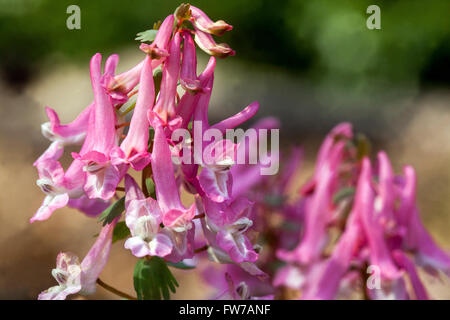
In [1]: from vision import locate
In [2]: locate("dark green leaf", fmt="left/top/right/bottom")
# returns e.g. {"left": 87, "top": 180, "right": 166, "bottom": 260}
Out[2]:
{"left": 98, "top": 197, "right": 125, "bottom": 226}
{"left": 133, "top": 257, "right": 179, "bottom": 300}
{"left": 153, "top": 69, "right": 163, "bottom": 97}
{"left": 145, "top": 177, "right": 156, "bottom": 199}
{"left": 263, "top": 194, "right": 285, "bottom": 207}
{"left": 166, "top": 261, "right": 196, "bottom": 270}
{"left": 333, "top": 187, "right": 355, "bottom": 204}
{"left": 135, "top": 29, "right": 158, "bottom": 43}
{"left": 112, "top": 221, "right": 131, "bottom": 243}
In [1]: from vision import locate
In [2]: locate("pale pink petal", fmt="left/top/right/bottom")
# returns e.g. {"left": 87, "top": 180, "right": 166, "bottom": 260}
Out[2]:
{"left": 80, "top": 218, "right": 117, "bottom": 294}
{"left": 30, "top": 193, "right": 69, "bottom": 223}
{"left": 148, "top": 233, "right": 173, "bottom": 257}
{"left": 67, "top": 195, "right": 110, "bottom": 217}
{"left": 216, "top": 230, "right": 258, "bottom": 263}
{"left": 199, "top": 167, "right": 232, "bottom": 203}
{"left": 124, "top": 236, "right": 151, "bottom": 258}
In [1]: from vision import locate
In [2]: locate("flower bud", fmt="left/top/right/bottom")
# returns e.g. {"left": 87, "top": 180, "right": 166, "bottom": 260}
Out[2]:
{"left": 190, "top": 5, "right": 233, "bottom": 36}
{"left": 194, "top": 29, "right": 235, "bottom": 58}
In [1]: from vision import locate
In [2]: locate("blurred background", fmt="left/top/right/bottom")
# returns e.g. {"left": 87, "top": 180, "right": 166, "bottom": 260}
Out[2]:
{"left": 0, "top": 0, "right": 449, "bottom": 299}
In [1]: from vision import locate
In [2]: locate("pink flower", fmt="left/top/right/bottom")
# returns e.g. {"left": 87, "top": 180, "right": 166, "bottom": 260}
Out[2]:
{"left": 401, "top": 166, "right": 450, "bottom": 276}
{"left": 123, "top": 175, "right": 173, "bottom": 258}
{"left": 180, "top": 31, "right": 202, "bottom": 93}
{"left": 191, "top": 67, "right": 259, "bottom": 203}
{"left": 111, "top": 55, "right": 154, "bottom": 171}
{"left": 202, "top": 197, "right": 258, "bottom": 264}
{"left": 104, "top": 15, "right": 174, "bottom": 103}
{"left": 357, "top": 158, "right": 401, "bottom": 280}
{"left": 31, "top": 142, "right": 85, "bottom": 222}
{"left": 152, "top": 32, "right": 181, "bottom": 125}
{"left": 149, "top": 119, "right": 196, "bottom": 262}
{"left": 73, "top": 53, "right": 124, "bottom": 200}
{"left": 278, "top": 123, "right": 353, "bottom": 264}
{"left": 194, "top": 28, "right": 235, "bottom": 58}
{"left": 41, "top": 54, "right": 119, "bottom": 146}
{"left": 38, "top": 218, "right": 117, "bottom": 300}
{"left": 41, "top": 105, "right": 92, "bottom": 146}
{"left": 190, "top": 6, "right": 233, "bottom": 36}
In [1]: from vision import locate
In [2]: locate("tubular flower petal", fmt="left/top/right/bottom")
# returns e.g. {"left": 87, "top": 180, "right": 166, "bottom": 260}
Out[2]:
{"left": 39, "top": 218, "right": 117, "bottom": 299}
{"left": 112, "top": 55, "right": 155, "bottom": 170}
{"left": 190, "top": 5, "right": 233, "bottom": 36}
{"left": 123, "top": 175, "right": 173, "bottom": 258}
{"left": 152, "top": 32, "right": 182, "bottom": 124}
{"left": 194, "top": 28, "right": 235, "bottom": 58}
{"left": 74, "top": 53, "right": 124, "bottom": 200}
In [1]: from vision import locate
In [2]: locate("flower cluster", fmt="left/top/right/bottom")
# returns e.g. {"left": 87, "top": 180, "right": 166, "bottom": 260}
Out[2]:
{"left": 34, "top": 4, "right": 265, "bottom": 300}
{"left": 202, "top": 123, "right": 450, "bottom": 300}
{"left": 32, "top": 4, "right": 449, "bottom": 300}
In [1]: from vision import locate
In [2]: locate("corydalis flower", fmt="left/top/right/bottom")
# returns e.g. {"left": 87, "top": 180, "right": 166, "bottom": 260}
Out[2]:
{"left": 277, "top": 123, "right": 353, "bottom": 265}
{"left": 149, "top": 117, "right": 197, "bottom": 262}
{"left": 202, "top": 197, "right": 258, "bottom": 264}
{"left": 111, "top": 55, "right": 154, "bottom": 171}
{"left": 41, "top": 54, "right": 119, "bottom": 146}
{"left": 189, "top": 5, "right": 233, "bottom": 36}
{"left": 123, "top": 174, "right": 173, "bottom": 258}
{"left": 275, "top": 123, "right": 450, "bottom": 300}
{"left": 73, "top": 53, "right": 124, "bottom": 201}
{"left": 151, "top": 32, "right": 181, "bottom": 125}
{"left": 194, "top": 29, "right": 235, "bottom": 58}
{"left": 39, "top": 218, "right": 117, "bottom": 300}
{"left": 192, "top": 67, "right": 259, "bottom": 203}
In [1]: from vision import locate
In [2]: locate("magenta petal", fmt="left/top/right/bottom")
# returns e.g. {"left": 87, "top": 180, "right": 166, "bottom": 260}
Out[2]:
{"left": 194, "top": 28, "right": 235, "bottom": 58}
{"left": 402, "top": 166, "right": 450, "bottom": 275}
{"left": 124, "top": 174, "right": 146, "bottom": 206}
{"left": 162, "top": 204, "right": 196, "bottom": 231}
{"left": 190, "top": 5, "right": 233, "bottom": 36}
{"left": 153, "top": 32, "right": 181, "bottom": 123}
{"left": 84, "top": 164, "right": 122, "bottom": 200}
{"left": 151, "top": 124, "right": 184, "bottom": 211}
{"left": 67, "top": 195, "right": 110, "bottom": 217}
{"left": 104, "top": 54, "right": 119, "bottom": 76}
{"left": 42, "top": 105, "right": 91, "bottom": 145}
{"left": 199, "top": 167, "right": 232, "bottom": 203}
{"left": 357, "top": 158, "right": 400, "bottom": 279}
{"left": 119, "top": 55, "right": 154, "bottom": 166}
{"left": 392, "top": 250, "right": 429, "bottom": 300}
{"left": 211, "top": 101, "right": 259, "bottom": 134}
{"left": 34, "top": 141, "right": 64, "bottom": 168}
{"left": 89, "top": 53, "right": 116, "bottom": 154}
{"left": 180, "top": 31, "right": 198, "bottom": 90}
{"left": 153, "top": 14, "right": 175, "bottom": 51}
{"left": 80, "top": 218, "right": 117, "bottom": 294}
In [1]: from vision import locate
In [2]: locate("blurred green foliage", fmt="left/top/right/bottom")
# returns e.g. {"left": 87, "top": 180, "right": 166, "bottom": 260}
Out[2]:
{"left": 0, "top": 0, "right": 448, "bottom": 95}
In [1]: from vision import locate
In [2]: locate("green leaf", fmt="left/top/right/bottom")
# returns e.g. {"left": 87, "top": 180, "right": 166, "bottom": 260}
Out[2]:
{"left": 332, "top": 187, "right": 355, "bottom": 204}
{"left": 98, "top": 197, "right": 125, "bottom": 226}
{"left": 263, "top": 194, "right": 285, "bottom": 207}
{"left": 133, "top": 258, "right": 179, "bottom": 300}
{"left": 166, "top": 261, "right": 196, "bottom": 270}
{"left": 153, "top": 69, "right": 163, "bottom": 97}
{"left": 145, "top": 177, "right": 156, "bottom": 199}
{"left": 112, "top": 221, "right": 131, "bottom": 243}
{"left": 135, "top": 29, "right": 158, "bottom": 43}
